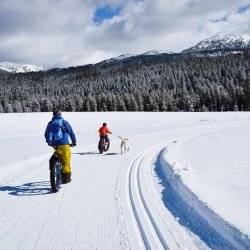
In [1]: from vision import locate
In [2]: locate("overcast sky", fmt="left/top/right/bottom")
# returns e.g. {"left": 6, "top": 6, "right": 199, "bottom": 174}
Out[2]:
{"left": 0, "top": 0, "right": 249, "bottom": 67}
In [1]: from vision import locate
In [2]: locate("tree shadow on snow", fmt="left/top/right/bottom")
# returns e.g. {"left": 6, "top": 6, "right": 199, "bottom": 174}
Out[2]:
{"left": 0, "top": 181, "right": 51, "bottom": 196}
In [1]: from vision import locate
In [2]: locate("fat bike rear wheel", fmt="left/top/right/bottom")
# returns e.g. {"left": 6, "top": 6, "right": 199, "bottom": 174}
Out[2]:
{"left": 98, "top": 138, "right": 105, "bottom": 154}
{"left": 50, "top": 156, "right": 62, "bottom": 192}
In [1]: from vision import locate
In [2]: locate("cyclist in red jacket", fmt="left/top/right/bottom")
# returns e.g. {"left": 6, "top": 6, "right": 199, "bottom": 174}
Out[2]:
{"left": 98, "top": 123, "right": 112, "bottom": 151}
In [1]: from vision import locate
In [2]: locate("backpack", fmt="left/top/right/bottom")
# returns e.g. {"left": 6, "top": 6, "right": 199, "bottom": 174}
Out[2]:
{"left": 48, "top": 119, "right": 64, "bottom": 142}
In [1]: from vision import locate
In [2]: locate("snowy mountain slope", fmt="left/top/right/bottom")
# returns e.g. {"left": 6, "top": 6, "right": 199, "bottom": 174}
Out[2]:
{"left": 100, "top": 49, "right": 173, "bottom": 64}
{"left": 141, "top": 49, "right": 173, "bottom": 56}
{"left": 184, "top": 29, "right": 250, "bottom": 52}
{"left": 0, "top": 68, "right": 9, "bottom": 75}
{"left": 0, "top": 61, "right": 48, "bottom": 73}
{"left": 101, "top": 53, "right": 135, "bottom": 63}
{"left": 0, "top": 112, "right": 249, "bottom": 249}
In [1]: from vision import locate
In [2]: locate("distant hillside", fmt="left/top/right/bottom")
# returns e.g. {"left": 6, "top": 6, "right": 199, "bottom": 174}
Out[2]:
{"left": 0, "top": 49, "right": 249, "bottom": 112}
{"left": 0, "top": 61, "right": 48, "bottom": 74}
{"left": 99, "top": 50, "right": 173, "bottom": 65}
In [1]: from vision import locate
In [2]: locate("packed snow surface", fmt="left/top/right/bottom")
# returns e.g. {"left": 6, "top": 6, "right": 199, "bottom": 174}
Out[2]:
{"left": 0, "top": 112, "right": 249, "bottom": 249}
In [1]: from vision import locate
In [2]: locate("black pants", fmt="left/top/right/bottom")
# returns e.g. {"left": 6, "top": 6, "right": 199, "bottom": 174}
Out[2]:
{"left": 100, "top": 136, "right": 109, "bottom": 142}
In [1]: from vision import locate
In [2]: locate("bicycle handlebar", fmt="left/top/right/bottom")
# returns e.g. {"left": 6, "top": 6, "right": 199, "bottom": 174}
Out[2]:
{"left": 50, "top": 143, "right": 76, "bottom": 148}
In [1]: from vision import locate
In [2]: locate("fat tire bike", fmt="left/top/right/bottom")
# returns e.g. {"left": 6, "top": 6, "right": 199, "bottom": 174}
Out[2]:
{"left": 49, "top": 144, "right": 73, "bottom": 193}
{"left": 98, "top": 137, "right": 110, "bottom": 154}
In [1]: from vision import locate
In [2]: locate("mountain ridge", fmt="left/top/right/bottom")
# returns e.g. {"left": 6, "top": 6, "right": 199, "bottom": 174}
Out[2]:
{"left": 184, "top": 29, "right": 250, "bottom": 52}
{"left": 0, "top": 61, "right": 48, "bottom": 74}
{"left": 1, "top": 29, "right": 250, "bottom": 71}
{"left": 99, "top": 49, "right": 173, "bottom": 64}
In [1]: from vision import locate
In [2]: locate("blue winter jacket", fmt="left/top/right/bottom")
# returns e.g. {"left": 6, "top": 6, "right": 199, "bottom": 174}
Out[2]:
{"left": 44, "top": 115, "right": 76, "bottom": 146}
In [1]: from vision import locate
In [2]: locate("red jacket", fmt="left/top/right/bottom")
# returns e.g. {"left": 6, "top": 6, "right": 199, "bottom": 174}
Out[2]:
{"left": 99, "top": 126, "right": 111, "bottom": 136}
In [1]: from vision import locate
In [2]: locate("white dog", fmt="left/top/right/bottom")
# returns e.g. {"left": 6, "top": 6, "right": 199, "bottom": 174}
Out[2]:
{"left": 119, "top": 136, "right": 130, "bottom": 155}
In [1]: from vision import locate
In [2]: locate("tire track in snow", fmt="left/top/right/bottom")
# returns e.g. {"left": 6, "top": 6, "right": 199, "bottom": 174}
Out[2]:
{"left": 32, "top": 195, "right": 59, "bottom": 249}
{"left": 31, "top": 188, "right": 70, "bottom": 249}
{"left": 60, "top": 194, "right": 86, "bottom": 250}
{"left": 47, "top": 186, "right": 68, "bottom": 249}
{"left": 115, "top": 167, "right": 131, "bottom": 249}
{"left": 127, "top": 144, "right": 171, "bottom": 250}
{"left": 127, "top": 143, "right": 212, "bottom": 250}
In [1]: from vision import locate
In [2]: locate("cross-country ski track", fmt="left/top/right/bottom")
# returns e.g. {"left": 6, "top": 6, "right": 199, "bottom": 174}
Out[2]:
{"left": 0, "top": 112, "right": 250, "bottom": 249}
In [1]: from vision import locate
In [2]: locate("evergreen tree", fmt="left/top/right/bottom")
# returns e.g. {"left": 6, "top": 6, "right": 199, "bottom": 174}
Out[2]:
{"left": 4, "top": 103, "right": 13, "bottom": 113}
{"left": 0, "top": 103, "right": 4, "bottom": 113}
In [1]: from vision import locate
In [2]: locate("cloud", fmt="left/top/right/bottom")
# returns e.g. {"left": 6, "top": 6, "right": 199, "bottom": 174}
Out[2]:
{"left": 0, "top": 0, "right": 249, "bottom": 67}
{"left": 238, "top": 4, "right": 250, "bottom": 14}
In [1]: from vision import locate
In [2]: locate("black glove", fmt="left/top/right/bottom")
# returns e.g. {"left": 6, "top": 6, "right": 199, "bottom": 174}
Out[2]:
{"left": 71, "top": 143, "right": 76, "bottom": 147}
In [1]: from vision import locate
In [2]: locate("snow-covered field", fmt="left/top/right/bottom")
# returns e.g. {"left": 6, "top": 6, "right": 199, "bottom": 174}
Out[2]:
{"left": 0, "top": 112, "right": 249, "bottom": 249}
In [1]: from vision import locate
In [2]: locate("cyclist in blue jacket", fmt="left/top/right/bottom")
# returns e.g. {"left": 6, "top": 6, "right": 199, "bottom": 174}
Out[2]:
{"left": 45, "top": 109, "right": 76, "bottom": 183}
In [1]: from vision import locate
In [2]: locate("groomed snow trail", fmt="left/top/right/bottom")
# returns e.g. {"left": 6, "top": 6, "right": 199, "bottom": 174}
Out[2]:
{"left": 127, "top": 145, "right": 170, "bottom": 249}
{"left": 126, "top": 144, "right": 209, "bottom": 250}
{"left": 154, "top": 148, "right": 250, "bottom": 250}
{"left": 0, "top": 112, "right": 249, "bottom": 249}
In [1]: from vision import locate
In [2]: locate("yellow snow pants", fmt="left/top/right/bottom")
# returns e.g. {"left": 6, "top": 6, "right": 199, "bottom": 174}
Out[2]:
{"left": 55, "top": 145, "right": 71, "bottom": 174}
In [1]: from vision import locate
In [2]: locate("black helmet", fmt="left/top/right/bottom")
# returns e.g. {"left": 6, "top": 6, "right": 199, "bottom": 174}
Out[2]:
{"left": 53, "top": 108, "right": 62, "bottom": 116}
{"left": 103, "top": 122, "right": 107, "bottom": 126}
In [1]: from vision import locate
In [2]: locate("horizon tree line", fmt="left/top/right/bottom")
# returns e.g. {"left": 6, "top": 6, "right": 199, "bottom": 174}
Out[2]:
{"left": 0, "top": 50, "right": 249, "bottom": 112}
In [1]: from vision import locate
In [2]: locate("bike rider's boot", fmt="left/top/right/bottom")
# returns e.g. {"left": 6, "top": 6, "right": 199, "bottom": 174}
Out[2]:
{"left": 62, "top": 172, "right": 71, "bottom": 184}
